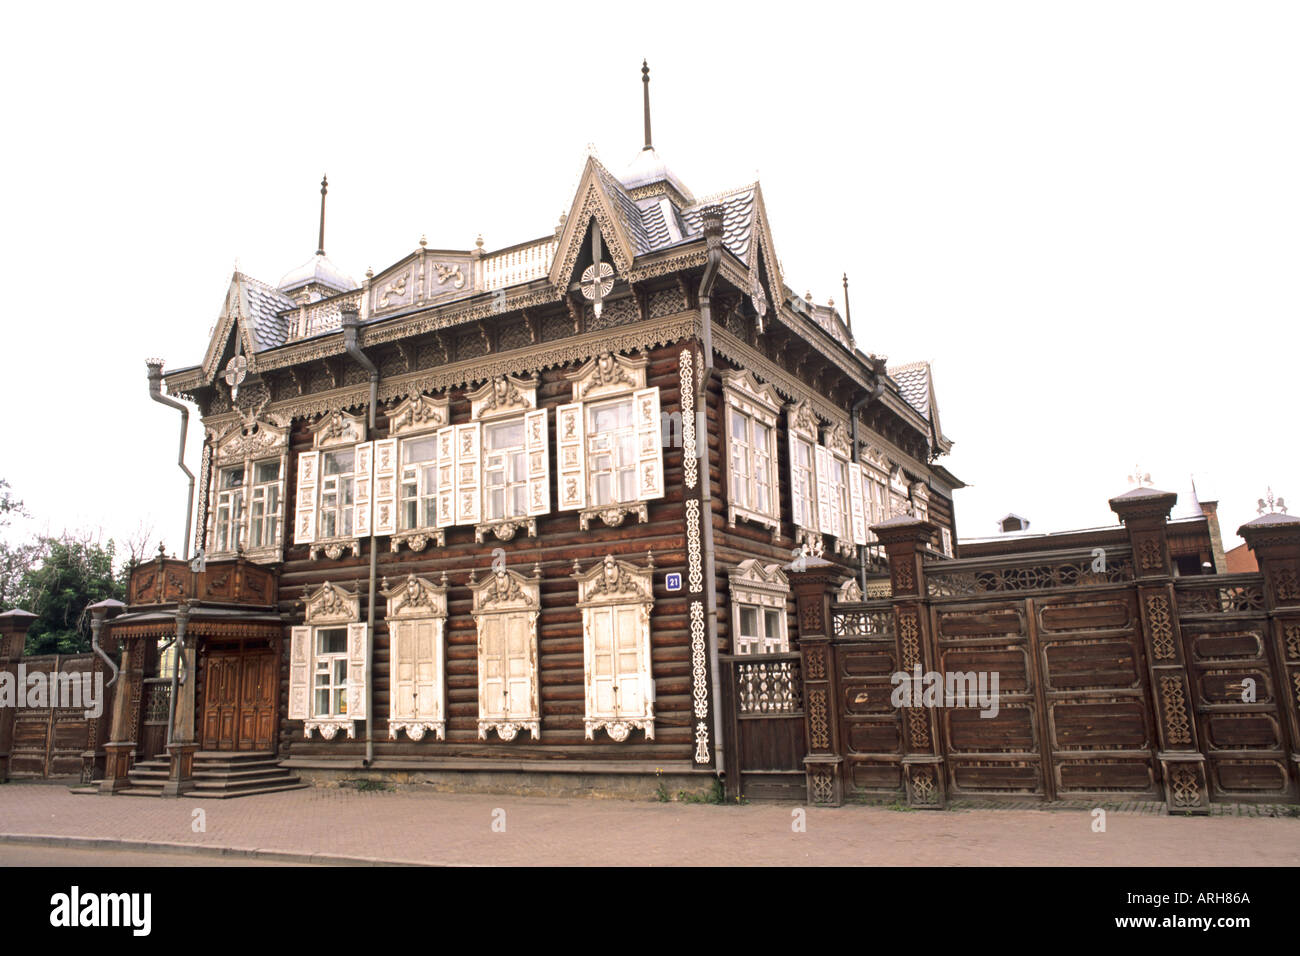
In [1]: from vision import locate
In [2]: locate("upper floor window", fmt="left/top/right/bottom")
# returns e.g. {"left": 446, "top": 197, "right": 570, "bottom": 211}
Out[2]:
{"left": 558, "top": 352, "right": 664, "bottom": 531}
{"left": 792, "top": 437, "right": 817, "bottom": 529}
{"left": 722, "top": 370, "right": 781, "bottom": 538}
{"left": 205, "top": 411, "right": 289, "bottom": 561}
{"left": 293, "top": 409, "right": 368, "bottom": 559}
{"left": 399, "top": 433, "right": 439, "bottom": 532}
{"left": 484, "top": 418, "right": 529, "bottom": 520}
{"left": 318, "top": 448, "right": 356, "bottom": 540}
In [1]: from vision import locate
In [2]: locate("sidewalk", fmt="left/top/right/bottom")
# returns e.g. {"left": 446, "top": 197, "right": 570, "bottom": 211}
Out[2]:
{"left": 0, "top": 782, "right": 1296, "bottom": 866}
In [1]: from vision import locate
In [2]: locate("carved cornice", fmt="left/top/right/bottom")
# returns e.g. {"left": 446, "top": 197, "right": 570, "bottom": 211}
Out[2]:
{"left": 309, "top": 538, "right": 362, "bottom": 561}
{"left": 210, "top": 409, "right": 290, "bottom": 465}
{"left": 565, "top": 351, "right": 648, "bottom": 401}
{"left": 311, "top": 409, "right": 367, "bottom": 449}
{"left": 389, "top": 720, "right": 446, "bottom": 742}
{"left": 474, "top": 517, "right": 538, "bottom": 543}
{"left": 580, "top": 501, "right": 649, "bottom": 531}
{"left": 470, "top": 567, "right": 541, "bottom": 613}
{"left": 390, "top": 529, "right": 445, "bottom": 553}
{"left": 382, "top": 572, "right": 448, "bottom": 620}
{"left": 727, "top": 559, "right": 790, "bottom": 604}
{"left": 388, "top": 392, "right": 450, "bottom": 437}
{"left": 302, "top": 581, "right": 360, "bottom": 624}
{"left": 468, "top": 373, "right": 538, "bottom": 421}
{"left": 574, "top": 554, "right": 654, "bottom": 605}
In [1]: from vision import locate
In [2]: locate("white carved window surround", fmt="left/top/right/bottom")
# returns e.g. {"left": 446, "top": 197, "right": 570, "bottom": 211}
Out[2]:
{"left": 721, "top": 369, "right": 781, "bottom": 540}
{"left": 821, "top": 422, "right": 863, "bottom": 559}
{"left": 205, "top": 411, "right": 290, "bottom": 563}
{"left": 470, "top": 566, "right": 542, "bottom": 742}
{"left": 382, "top": 572, "right": 448, "bottom": 741}
{"left": 386, "top": 393, "right": 450, "bottom": 554}
{"left": 558, "top": 352, "right": 664, "bottom": 531}
{"left": 727, "top": 560, "right": 791, "bottom": 655}
{"left": 436, "top": 374, "right": 549, "bottom": 544}
{"left": 294, "top": 409, "right": 369, "bottom": 560}
{"left": 858, "top": 444, "right": 890, "bottom": 544}
{"left": 574, "top": 554, "right": 656, "bottom": 742}
{"left": 289, "top": 582, "right": 367, "bottom": 740}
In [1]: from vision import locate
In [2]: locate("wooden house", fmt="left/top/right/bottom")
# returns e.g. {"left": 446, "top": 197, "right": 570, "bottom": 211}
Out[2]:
{"left": 104, "top": 64, "right": 962, "bottom": 798}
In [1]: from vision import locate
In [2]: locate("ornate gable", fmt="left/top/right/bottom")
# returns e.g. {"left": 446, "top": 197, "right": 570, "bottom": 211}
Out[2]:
{"left": 549, "top": 157, "right": 637, "bottom": 292}
{"left": 311, "top": 408, "right": 367, "bottom": 448}
{"left": 565, "top": 351, "right": 647, "bottom": 402}
{"left": 721, "top": 368, "right": 782, "bottom": 418}
{"left": 210, "top": 408, "right": 291, "bottom": 466}
{"left": 468, "top": 373, "right": 539, "bottom": 421}
{"left": 470, "top": 566, "right": 541, "bottom": 614}
{"left": 387, "top": 392, "right": 449, "bottom": 437}
{"left": 786, "top": 399, "right": 820, "bottom": 441}
{"left": 823, "top": 421, "right": 852, "bottom": 459}
{"left": 382, "top": 572, "right": 448, "bottom": 620}
{"left": 574, "top": 554, "right": 654, "bottom": 606}
{"left": 726, "top": 559, "right": 790, "bottom": 604}
{"left": 303, "top": 581, "right": 360, "bottom": 624}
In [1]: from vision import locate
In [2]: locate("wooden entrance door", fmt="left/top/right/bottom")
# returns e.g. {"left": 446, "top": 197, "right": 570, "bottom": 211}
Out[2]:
{"left": 202, "top": 646, "right": 277, "bottom": 751}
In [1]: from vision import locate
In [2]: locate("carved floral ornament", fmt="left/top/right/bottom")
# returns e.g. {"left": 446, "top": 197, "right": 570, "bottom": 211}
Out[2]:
{"left": 468, "top": 373, "right": 538, "bottom": 420}
{"left": 303, "top": 581, "right": 360, "bottom": 625}
{"left": 574, "top": 554, "right": 654, "bottom": 605}
{"left": 382, "top": 572, "right": 448, "bottom": 620}
{"left": 387, "top": 392, "right": 449, "bottom": 437}
{"left": 471, "top": 566, "right": 541, "bottom": 612}
{"left": 312, "top": 408, "right": 367, "bottom": 449}
{"left": 566, "top": 350, "right": 647, "bottom": 401}
{"left": 788, "top": 399, "right": 820, "bottom": 440}
{"left": 823, "top": 422, "right": 852, "bottom": 460}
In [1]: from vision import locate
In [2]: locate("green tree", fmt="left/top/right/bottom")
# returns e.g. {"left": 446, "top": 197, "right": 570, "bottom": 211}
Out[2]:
{"left": 21, "top": 534, "right": 125, "bottom": 656}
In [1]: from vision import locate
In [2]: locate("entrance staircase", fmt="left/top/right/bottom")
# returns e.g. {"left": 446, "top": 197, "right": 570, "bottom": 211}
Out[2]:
{"left": 122, "top": 751, "right": 307, "bottom": 799}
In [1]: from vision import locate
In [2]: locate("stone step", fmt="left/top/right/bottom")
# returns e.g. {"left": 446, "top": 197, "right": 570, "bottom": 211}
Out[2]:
{"left": 193, "top": 759, "right": 283, "bottom": 774}
{"left": 190, "top": 782, "right": 309, "bottom": 800}
{"left": 193, "top": 766, "right": 292, "bottom": 782}
{"left": 194, "top": 751, "right": 277, "bottom": 762}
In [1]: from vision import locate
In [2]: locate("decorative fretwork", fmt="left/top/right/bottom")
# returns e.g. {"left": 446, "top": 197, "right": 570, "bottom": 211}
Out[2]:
{"left": 909, "top": 766, "right": 939, "bottom": 805}
{"left": 832, "top": 606, "right": 896, "bottom": 639}
{"left": 808, "top": 689, "right": 829, "bottom": 749}
{"left": 1160, "top": 675, "right": 1192, "bottom": 745}
{"left": 1146, "top": 594, "right": 1175, "bottom": 660}
{"left": 1275, "top": 567, "right": 1300, "bottom": 603}
{"left": 898, "top": 613, "right": 920, "bottom": 671}
{"left": 809, "top": 766, "right": 834, "bottom": 805}
{"left": 735, "top": 657, "right": 803, "bottom": 715}
{"left": 1285, "top": 624, "right": 1300, "bottom": 660}
{"left": 1170, "top": 766, "right": 1200, "bottom": 809}
{"left": 143, "top": 681, "right": 171, "bottom": 723}
{"left": 1174, "top": 579, "right": 1266, "bottom": 615}
{"left": 926, "top": 552, "right": 1134, "bottom": 598}
{"left": 908, "top": 706, "right": 931, "bottom": 750}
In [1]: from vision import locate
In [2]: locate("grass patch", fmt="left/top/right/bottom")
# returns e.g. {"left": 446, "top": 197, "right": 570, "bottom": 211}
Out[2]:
{"left": 342, "top": 777, "right": 392, "bottom": 792}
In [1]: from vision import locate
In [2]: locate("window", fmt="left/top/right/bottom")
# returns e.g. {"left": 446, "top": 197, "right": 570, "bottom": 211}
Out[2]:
{"left": 576, "top": 555, "right": 655, "bottom": 741}
{"left": 313, "top": 627, "right": 349, "bottom": 717}
{"left": 793, "top": 437, "right": 817, "bottom": 528}
{"left": 728, "top": 560, "right": 791, "bottom": 656}
{"left": 248, "top": 460, "right": 281, "bottom": 549}
{"left": 722, "top": 370, "right": 781, "bottom": 535}
{"left": 400, "top": 434, "right": 439, "bottom": 531}
{"left": 830, "top": 456, "right": 850, "bottom": 541}
{"left": 318, "top": 448, "right": 355, "bottom": 539}
{"left": 484, "top": 419, "right": 528, "bottom": 519}
{"left": 587, "top": 398, "right": 636, "bottom": 506}
{"left": 289, "top": 582, "right": 366, "bottom": 739}
{"left": 213, "top": 466, "right": 245, "bottom": 553}
{"left": 471, "top": 568, "right": 542, "bottom": 741}
{"left": 383, "top": 573, "right": 448, "bottom": 741}
{"left": 557, "top": 352, "right": 663, "bottom": 530}
{"left": 205, "top": 413, "right": 289, "bottom": 560}
{"left": 737, "top": 605, "right": 786, "bottom": 655}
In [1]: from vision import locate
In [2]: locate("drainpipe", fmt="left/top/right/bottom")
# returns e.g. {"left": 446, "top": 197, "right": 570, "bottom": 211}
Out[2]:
{"left": 146, "top": 360, "right": 195, "bottom": 561}
{"left": 342, "top": 308, "right": 379, "bottom": 769}
{"left": 850, "top": 362, "right": 885, "bottom": 594}
{"left": 697, "top": 207, "right": 725, "bottom": 779}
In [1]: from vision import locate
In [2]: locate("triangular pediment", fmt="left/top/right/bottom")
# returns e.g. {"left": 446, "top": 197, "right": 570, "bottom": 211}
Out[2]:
{"left": 200, "top": 274, "right": 262, "bottom": 387}
{"left": 550, "top": 157, "right": 638, "bottom": 292}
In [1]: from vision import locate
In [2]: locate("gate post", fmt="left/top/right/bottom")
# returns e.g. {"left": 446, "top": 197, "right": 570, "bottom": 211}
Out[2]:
{"left": 872, "top": 515, "right": 945, "bottom": 809}
{"left": 790, "top": 557, "right": 844, "bottom": 806}
{"left": 1238, "top": 510, "right": 1300, "bottom": 795}
{"left": 0, "top": 609, "right": 37, "bottom": 783}
{"left": 1110, "top": 487, "right": 1209, "bottom": 814}
{"left": 94, "top": 599, "right": 137, "bottom": 794}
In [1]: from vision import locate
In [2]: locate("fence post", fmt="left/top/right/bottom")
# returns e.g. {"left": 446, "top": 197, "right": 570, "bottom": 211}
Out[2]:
{"left": 1110, "top": 487, "right": 1209, "bottom": 814}
{"left": 1238, "top": 511, "right": 1300, "bottom": 796}
{"left": 789, "top": 557, "right": 844, "bottom": 806}
{"left": 0, "top": 609, "right": 36, "bottom": 783}
{"left": 871, "top": 514, "right": 945, "bottom": 809}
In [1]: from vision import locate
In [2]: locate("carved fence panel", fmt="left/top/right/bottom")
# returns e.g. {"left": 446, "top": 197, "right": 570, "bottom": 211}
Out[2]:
{"left": 721, "top": 652, "right": 806, "bottom": 801}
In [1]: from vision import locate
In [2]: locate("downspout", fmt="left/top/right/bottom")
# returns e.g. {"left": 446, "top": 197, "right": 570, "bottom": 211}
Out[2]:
{"left": 850, "top": 364, "right": 885, "bottom": 595}
{"left": 342, "top": 308, "right": 379, "bottom": 769}
{"left": 696, "top": 207, "right": 725, "bottom": 779}
{"left": 146, "top": 360, "right": 195, "bottom": 561}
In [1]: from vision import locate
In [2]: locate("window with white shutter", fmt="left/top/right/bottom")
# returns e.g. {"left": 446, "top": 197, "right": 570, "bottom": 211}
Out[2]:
{"left": 295, "top": 582, "right": 363, "bottom": 739}
{"left": 352, "top": 441, "right": 373, "bottom": 538}
{"left": 385, "top": 392, "right": 450, "bottom": 553}
{"left": 382, "top": 573, "right": 448, "bottom": 741}
{"left": 721, "top": 369, "right": 781, "bottom": 538}
{"left": 205, "top": 412, "right": 290, "bottom": 562}
{"left": 786, "top": 400, "right": 822, "bottom": 553}
{"left": 301, "top": 409, "right": 367, "bottom": 560}
{"left": 575, "top": 555, "right": 655, "bottom": 742}
{"left": 848, "top": 460, "right": 867, "bottom": 547}
{"left": 371, "top": 438, "right": 398, "bottom": 536}
{"left": 556, "top": 402, "right": 586, "bottom": 512}
{"left": 453, "top": 422, "right": 482, "bottom": 525}
{"left": 727, "top": 560, "right": 791, "bottom": 655}
{"left": 470, "top": 567, "right": 542, "bottom": 741}
{"left": 465, "top": 375, "right": 547, "bottom": 542}
{"left": 294, "top": 451, "right": 319, "bottom": 546}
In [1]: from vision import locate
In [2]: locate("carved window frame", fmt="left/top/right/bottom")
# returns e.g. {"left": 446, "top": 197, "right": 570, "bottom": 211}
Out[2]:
{"left": 205, "top": 411, "right": 290, "bottom": 564}
{"left": 469, "top": 566, "right": 542, "bottom": 742}
{"left": 558, "top": 352, "right": 664, "bottom": 531}
{"left": 821, "top": 422, "right": 856, "bottom": 558}
{"left": 295, "top": 409, "right": 369, "bottom": 561}
{"left": 721, "top": 370, "right": 782, "bottom": 540}
{"left": 386, "top": 393, "right": 450, "bottom": 555}
{"left": 574, "top": 554, "right": 656, "bottom": 742}
{"left": 463, "top": 375, "right": 549, "bottom": 544}
{"left": 727, "top": 559, "right": 791, "bottom": 655}
{"left": 289, "top": 582, "right": 366, "bottom": 740}
{"left": 786, "top": 400, "right": 822, "bottom": 553}
{"left": 382, "top": 573, "right": 449, "bottom": 741}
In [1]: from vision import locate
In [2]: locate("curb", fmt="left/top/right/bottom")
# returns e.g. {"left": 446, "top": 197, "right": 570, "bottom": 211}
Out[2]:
{"left": 0, "top": 833, "right": 443, "bottom": 867}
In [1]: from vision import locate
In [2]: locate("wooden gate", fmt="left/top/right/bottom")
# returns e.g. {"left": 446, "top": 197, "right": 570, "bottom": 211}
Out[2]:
{"left": 721, "top": 652, "right": 806, "bottom": 801}
{"left": 9, "top": 653, "right": 110, "bottom": 778}
{"left": 201, "top": 645, "right": 277, "bottom": 751}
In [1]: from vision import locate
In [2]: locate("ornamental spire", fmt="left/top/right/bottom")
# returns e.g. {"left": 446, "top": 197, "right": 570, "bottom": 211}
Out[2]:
{"left": 642, "top": 60, "right": 653, "bottom": 151}
{"left": 317, "top": 175, "right": 328, "bottom": 256}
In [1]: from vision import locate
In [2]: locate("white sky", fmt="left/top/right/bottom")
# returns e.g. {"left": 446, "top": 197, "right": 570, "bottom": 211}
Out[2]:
{"left": 1, "top": 1, "right": 1295, "bottom": 561}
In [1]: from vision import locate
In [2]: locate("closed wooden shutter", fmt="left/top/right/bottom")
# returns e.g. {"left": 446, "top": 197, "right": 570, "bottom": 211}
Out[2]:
{"left": 504, "top": 614, "right": 534, "bottom": 721}
{"left": 435, "top": 426, "right": 456, "bottom": 528}
{"left": 848, "top": 461, "right": 867, "bottom": 546}
{"left": 391, "top": 619, "right": 441, "bottom": 721}
{"left": 288, "top": 626, "right": 310, "bottom": 720}
{"left": 589, "top": 607, "right": 617, "bottom": 717}
{"left": 454, "top": 422, "right": 482, "bottom": 525}
{"left": 372, "top": 438, "right": 398, "bottom": 536}
{"left": 788, "top": 432, "right": 806, "bottom": 533}
{"left": 524, "top": 409, "right": 550, "bottom": 516}
{"left": 613, "top": 605, "right": 647, "bottom": 717}
{"left": 480, "top": 616, "right": 507, "bottom": 718}
{"left": 633, "top": 386, "right": 664, "bottom": 501}
{"left": 346, "top": 622, "right": 368, "bottom": 720}
{"left": 353, "top": 442, "right": 374, "bottom": 537}
{"left": 293, "top": 451, "right": 319, "bottom": 545}
{"left": 556, "top": 402, "right": 586, "bottom": 511}
{"left": 274, "top": 454, "right": 287, "bottom": 551}
{"left": 814, "top": 444, "right": 833, "bottom": 536}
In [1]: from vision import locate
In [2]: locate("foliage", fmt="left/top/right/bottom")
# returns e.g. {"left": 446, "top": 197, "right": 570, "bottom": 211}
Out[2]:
{"left": 675, "top": 779, "right": 726, "bottom": 805}
{"left": 19, "top": 534, "right": 126, "bottom": 656}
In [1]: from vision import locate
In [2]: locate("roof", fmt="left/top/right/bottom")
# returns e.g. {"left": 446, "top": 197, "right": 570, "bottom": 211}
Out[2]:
{"left": 277, "top": 252, "right": 357, "bottom": 296}
{"left": 618, "top": 146, "right": 695, "bottom": 204}
{"left": 241, "top": 274, "right": 297, "bottom": 351}
{"left": 889, "top": 361, "right": 933, "bottom": 421}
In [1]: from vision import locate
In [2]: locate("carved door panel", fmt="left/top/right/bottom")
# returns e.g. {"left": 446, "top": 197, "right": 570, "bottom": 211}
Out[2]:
{"left": 202, "top": 654, "right": 239, "bottom": 751}
{"left": 237, "top": 651, "right": 277, "bottom": 752}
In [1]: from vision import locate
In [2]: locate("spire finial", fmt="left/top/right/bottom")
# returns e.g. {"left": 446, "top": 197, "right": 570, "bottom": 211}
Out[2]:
{"left": 317, "top": 175, "right": 328, "bottom": 256}
{"left": 641, "top": 59, "right": 653, "bottom": 151}
{"left": 842, "top": 272, "right": 854, "bottom": 341}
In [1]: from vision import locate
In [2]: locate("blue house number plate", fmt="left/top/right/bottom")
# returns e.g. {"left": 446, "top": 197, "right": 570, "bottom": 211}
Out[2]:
{"left": 665, "top": 572, "right": 682, "bottom": 592}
